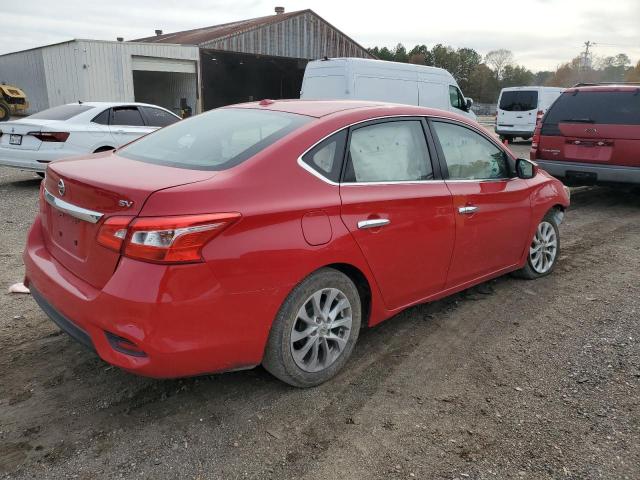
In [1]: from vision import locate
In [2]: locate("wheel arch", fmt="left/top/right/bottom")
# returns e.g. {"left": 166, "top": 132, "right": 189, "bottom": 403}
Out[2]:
{"left": 321, "top": 263, "right": 373, "bottom": 328}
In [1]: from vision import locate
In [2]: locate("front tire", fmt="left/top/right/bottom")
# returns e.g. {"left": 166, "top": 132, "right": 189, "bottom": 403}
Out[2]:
{"left": 263, "top": 268, "right": 361, "bottom": 388}
{"left": 515, "top": 211, "right": 560, "bottom": 279}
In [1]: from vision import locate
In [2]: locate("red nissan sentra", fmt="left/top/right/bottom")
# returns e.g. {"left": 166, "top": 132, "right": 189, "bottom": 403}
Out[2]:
{"left": 24, "top": 100, "right": 570, "bottom": 387}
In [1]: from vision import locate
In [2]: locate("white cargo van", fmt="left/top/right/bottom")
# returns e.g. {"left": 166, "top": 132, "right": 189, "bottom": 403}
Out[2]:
{"left": 300, "top": 57, "right": 477, "bottom": 121}
{"left": 495, "top": 86, "right": 564, "bottom": 141}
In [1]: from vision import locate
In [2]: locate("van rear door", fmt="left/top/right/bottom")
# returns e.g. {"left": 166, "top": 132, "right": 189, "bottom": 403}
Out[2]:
{"left": 539, "top": 89, "right": 640, "bottom": 167}
{"left": 497, "top": 90, "right": 539, "bottom": 135}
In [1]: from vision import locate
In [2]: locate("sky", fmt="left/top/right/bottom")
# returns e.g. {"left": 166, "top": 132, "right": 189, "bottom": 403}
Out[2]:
{"left": 1, "top": 0, "right": 639, "bottom": 72}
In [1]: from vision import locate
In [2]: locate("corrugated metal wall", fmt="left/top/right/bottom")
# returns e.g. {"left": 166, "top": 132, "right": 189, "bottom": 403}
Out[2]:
{"left": 41, "top": 40, "right": 199, "bottom": 107}
{"left": 200, "top": 11, "right": 372, "bottom": 60}
{"left": 0, "top": 47, "right": 49, "bottom": 113}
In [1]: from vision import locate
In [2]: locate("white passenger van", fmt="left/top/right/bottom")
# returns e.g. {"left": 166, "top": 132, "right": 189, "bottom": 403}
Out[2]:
{"left": 300, "top": 57, "right": 477, "bottom": 121}
{"left": 496, "top": 86, "right": 564, "bottom": 141}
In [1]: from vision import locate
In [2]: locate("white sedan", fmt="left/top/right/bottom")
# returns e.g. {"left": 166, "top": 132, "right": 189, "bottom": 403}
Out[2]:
{"left": 0, "top": 102, "right": 180, "bottom": 175}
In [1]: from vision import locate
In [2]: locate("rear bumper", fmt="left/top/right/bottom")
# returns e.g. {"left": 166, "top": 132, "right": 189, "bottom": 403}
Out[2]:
{"left": 24, "top": 216, "right": 283, "bottom": 378}
{"left": 536, "top": 159, "right": 640, "bottom": 185}
{"left": 495, "top": 127, "right": 534, "bottom": 138}
{"left": 0, "top": 148, "right": 66, "bottom": 172}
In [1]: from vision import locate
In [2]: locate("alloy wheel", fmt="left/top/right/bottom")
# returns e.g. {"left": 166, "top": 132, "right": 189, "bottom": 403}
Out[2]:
{"left": 290, "top": 288, "right": 352, "bottom": 373}
{"left": 529, "top": 221, "right": 558, "bottom": 274}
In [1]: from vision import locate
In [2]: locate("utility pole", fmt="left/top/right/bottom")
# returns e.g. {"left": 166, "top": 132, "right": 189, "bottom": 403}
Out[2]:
{"left": 582, "top": 41, "right": 595, "bottom": 70}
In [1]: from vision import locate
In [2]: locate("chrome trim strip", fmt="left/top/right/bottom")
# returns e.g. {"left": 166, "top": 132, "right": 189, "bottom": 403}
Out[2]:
{"left": 357, "top": 218, "right": 391, "bottom": 229}
{"left": 296, "top": 113, "right": 507, "bottom": 186}
{"left": 342, "top": 179, "right": 445, "bottom": 186}
{"left": 44, "top": 188, "right": 104, "bottom": 224}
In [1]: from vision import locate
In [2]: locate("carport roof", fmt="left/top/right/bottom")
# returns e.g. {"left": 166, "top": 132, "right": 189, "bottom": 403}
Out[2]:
{"left": 135, "top": 9, "right": 310, "bottom": 46}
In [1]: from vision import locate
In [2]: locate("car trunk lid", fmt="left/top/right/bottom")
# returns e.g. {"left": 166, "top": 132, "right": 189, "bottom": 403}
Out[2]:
{"left": 42, "top": 153, "right": 216, "bottom": 288}
{"left": 0, "top": 121, "right": 64, "bottom": 151}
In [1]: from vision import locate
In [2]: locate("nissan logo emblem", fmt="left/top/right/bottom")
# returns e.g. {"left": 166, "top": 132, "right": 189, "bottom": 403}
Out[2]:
{"left": 57, "top": 179, "right": 66, "bottom": 196}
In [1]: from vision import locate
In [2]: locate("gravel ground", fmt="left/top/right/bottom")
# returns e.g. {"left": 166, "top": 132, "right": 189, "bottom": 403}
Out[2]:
{"left": 1, "top": 156, "right": 639, "bottom": 479}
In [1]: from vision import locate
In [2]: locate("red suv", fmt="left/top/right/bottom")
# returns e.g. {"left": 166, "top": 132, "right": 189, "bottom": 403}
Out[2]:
{"left": 531, "top": 84, "right": 640, "bottom": 186}
{"left": 25, "top": 101, "right": 569, "bottom": 387}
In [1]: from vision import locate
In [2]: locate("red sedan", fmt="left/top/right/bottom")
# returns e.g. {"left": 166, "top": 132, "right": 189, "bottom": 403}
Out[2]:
{"left": 24, "top": 100, "right": 570, "bottom": 387}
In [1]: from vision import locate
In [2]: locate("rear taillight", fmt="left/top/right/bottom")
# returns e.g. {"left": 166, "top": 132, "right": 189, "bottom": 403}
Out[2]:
{"left": 530, "top": 125, "right": 542, "bottom": 160}
{"left": 97, "top": 216, "right": 133, "bottom": 251}
{"left": 97, "top": 213, "right": 241, "bottom": 263}
{"left": 536, "top": 109, "right": 544, "bottom": 126}
{"left": 28, "top": 131, "right": 70, "bottom": 142}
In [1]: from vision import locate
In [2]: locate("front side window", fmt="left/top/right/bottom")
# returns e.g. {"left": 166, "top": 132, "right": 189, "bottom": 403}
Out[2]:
{"left": 344, "top": 120, "right": 433, "bottom": 183}
{"left": 432, "top": 121, "right": 510, "bottom": 180}
{"left": 112, "top": 107, "right": 145, "bottom": 126}
{"left": 119, "top": 108, "right": 311, "bottom": 171}
{"left": 141, "top": 107, "right": 180, "bottom": 128}
{"left": 449, "top": 85, "right": 465, "bottom": 110}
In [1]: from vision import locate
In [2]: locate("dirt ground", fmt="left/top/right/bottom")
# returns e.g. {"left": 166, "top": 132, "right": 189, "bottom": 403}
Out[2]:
{"left": 1, "top": 149, "right": 639, "bottom": 479}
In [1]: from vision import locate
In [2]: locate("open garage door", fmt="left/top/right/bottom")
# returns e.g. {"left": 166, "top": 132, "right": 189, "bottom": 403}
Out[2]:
{"left": 132, "top": 56, "right": 198, "bottom": 116}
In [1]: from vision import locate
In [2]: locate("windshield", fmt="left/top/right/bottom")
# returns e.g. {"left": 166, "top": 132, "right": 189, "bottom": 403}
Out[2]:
{"left": 119, "top": 108, "right": 312, "bottom": 170}
{"left": 544, "top": 91, "right": 640, "bottom": 126}
{"left": 499, "top": 91, "right": 538, "bottom": 112}
{"left": 28, "top": 104, "right": 94, "bottom": 120}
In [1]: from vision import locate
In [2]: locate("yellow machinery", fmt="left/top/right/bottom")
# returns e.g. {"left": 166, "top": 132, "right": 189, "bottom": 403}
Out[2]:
{"left": 0, "top": 84, "right": 29, "bottom": 121}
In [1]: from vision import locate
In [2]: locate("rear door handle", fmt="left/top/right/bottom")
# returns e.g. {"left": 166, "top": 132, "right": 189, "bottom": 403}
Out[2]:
{"left": 458, "top": 206, "right": 478, "bottom": 215}
{"left": 115, "top": 129, "right": 125, "bottom": 134}
{"left": 358, "top": 218, "right": 390, "bottom": 229}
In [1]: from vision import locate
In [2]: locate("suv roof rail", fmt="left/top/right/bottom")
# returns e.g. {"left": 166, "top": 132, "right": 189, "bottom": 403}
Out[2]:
{"left": 572, "top": 82, "right": 640, "bottom": 87}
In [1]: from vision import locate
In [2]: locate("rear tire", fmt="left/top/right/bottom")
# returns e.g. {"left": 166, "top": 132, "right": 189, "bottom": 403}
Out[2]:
{"left": 0, "top": 103, "right": 9, "bottom": 122}
{"left": 263, "top": 268, "right": 361, "bottom": 388}
{"left": 514, "top": 210, "right": 560, "bottom": 280}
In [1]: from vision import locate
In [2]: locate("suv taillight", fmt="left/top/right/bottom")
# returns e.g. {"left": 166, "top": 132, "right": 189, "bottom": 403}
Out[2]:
{"left": 97, "top": 213, "right": 241, "bottom": 263}
{"left": 536, "top": 109, "right": 544, "bottom": 126}
{"left": 530, "top": 125, "right": 542, "bottom": 160}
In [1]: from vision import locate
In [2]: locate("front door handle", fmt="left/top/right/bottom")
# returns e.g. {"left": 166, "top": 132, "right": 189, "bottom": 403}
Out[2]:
{"left": 115, "top": 129, "right": 125, "bottom": 134}
{"left": 357, "top": 218, "right": 390, "bottom": 229}
{"left": 458, "top": 206, "right": 478, "bottom": 215}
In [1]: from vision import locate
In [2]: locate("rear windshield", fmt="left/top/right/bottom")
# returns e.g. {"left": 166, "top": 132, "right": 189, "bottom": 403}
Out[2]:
{"left": 118, "top": 108, "right": 312, "bottom": 170}
{"left": 544, "top": 90, "right": 640, "bottom": 125}
{"left": 499, "top": 91, "right": 539, "bottom": 112}
{"left": 28, "top": 104, "right": 94, "bottom": 121}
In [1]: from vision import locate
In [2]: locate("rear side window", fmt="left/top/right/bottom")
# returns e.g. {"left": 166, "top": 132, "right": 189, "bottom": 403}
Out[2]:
{"left": 141, "top": 107, "right": 180, "bottom": 128}
{"left": 499, "top": 91, "right": 539, "bottom": 112}
{"left": 544, "top": 91, "right": 640, "bottom": 126}
{"left": 344, "top": 120, "right": 433, "bottom": 182}
{"left": 28, "top": 104, "right": 94, "bottom": 120}
{"left": 119, "top": 108, "right": 312, "bottom": 170}
{"left": 301, "top": 130, "right": 347, "bottom": 183}
{"left": 112, "top": 107, "right": 145, "bottom": 126}
{"left": 91, "top": 109, "right": 110, "bottom": 125}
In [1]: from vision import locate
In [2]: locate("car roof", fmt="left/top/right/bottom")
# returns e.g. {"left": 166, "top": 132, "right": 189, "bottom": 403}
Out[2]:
{"left": 566, "top": 85, "right": 640, "bottom": 93}
{"left": 229, "top": 99, "right": 468, "bottom": 122}
{"left": 63, "top": 101, "right": 173, "bottom": 110}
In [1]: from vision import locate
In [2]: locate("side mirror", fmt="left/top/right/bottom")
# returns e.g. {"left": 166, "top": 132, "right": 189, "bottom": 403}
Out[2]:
{"left": 516, "top": 158, "right": 537, "bottom": 179}
{"left": 465, "top": 97, "right": 473, "bottom": 111}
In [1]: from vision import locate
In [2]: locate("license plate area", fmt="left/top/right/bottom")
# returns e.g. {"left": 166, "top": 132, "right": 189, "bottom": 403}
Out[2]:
{"left": 9, "top": 134, "right": 22, "bottom": 145}
{"left": 49, "top": 209, "right": 90, "bottom": 258}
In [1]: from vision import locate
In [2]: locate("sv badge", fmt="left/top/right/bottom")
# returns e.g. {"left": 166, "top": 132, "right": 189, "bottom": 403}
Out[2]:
{"left": 118, "top": 199, "right": 134, "bottom": 208}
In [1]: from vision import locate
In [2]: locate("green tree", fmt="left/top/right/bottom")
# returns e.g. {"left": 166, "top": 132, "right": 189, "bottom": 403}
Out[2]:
{"left": 466, "top": 63, "right": 500, "bottom": 103}
{"left": 501, "top": 65, "right": 534, "bottom": 88}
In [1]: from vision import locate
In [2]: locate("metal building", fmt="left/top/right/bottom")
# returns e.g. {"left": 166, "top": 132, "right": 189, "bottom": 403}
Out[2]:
{"left": 0, "top": 8, "right": 372, "bottom": 115}
{"left": 0, "top": 40, "right": 199, "bottom": 115}
{"left": 137, "top": 7, "right": 374, "bottom": 110}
